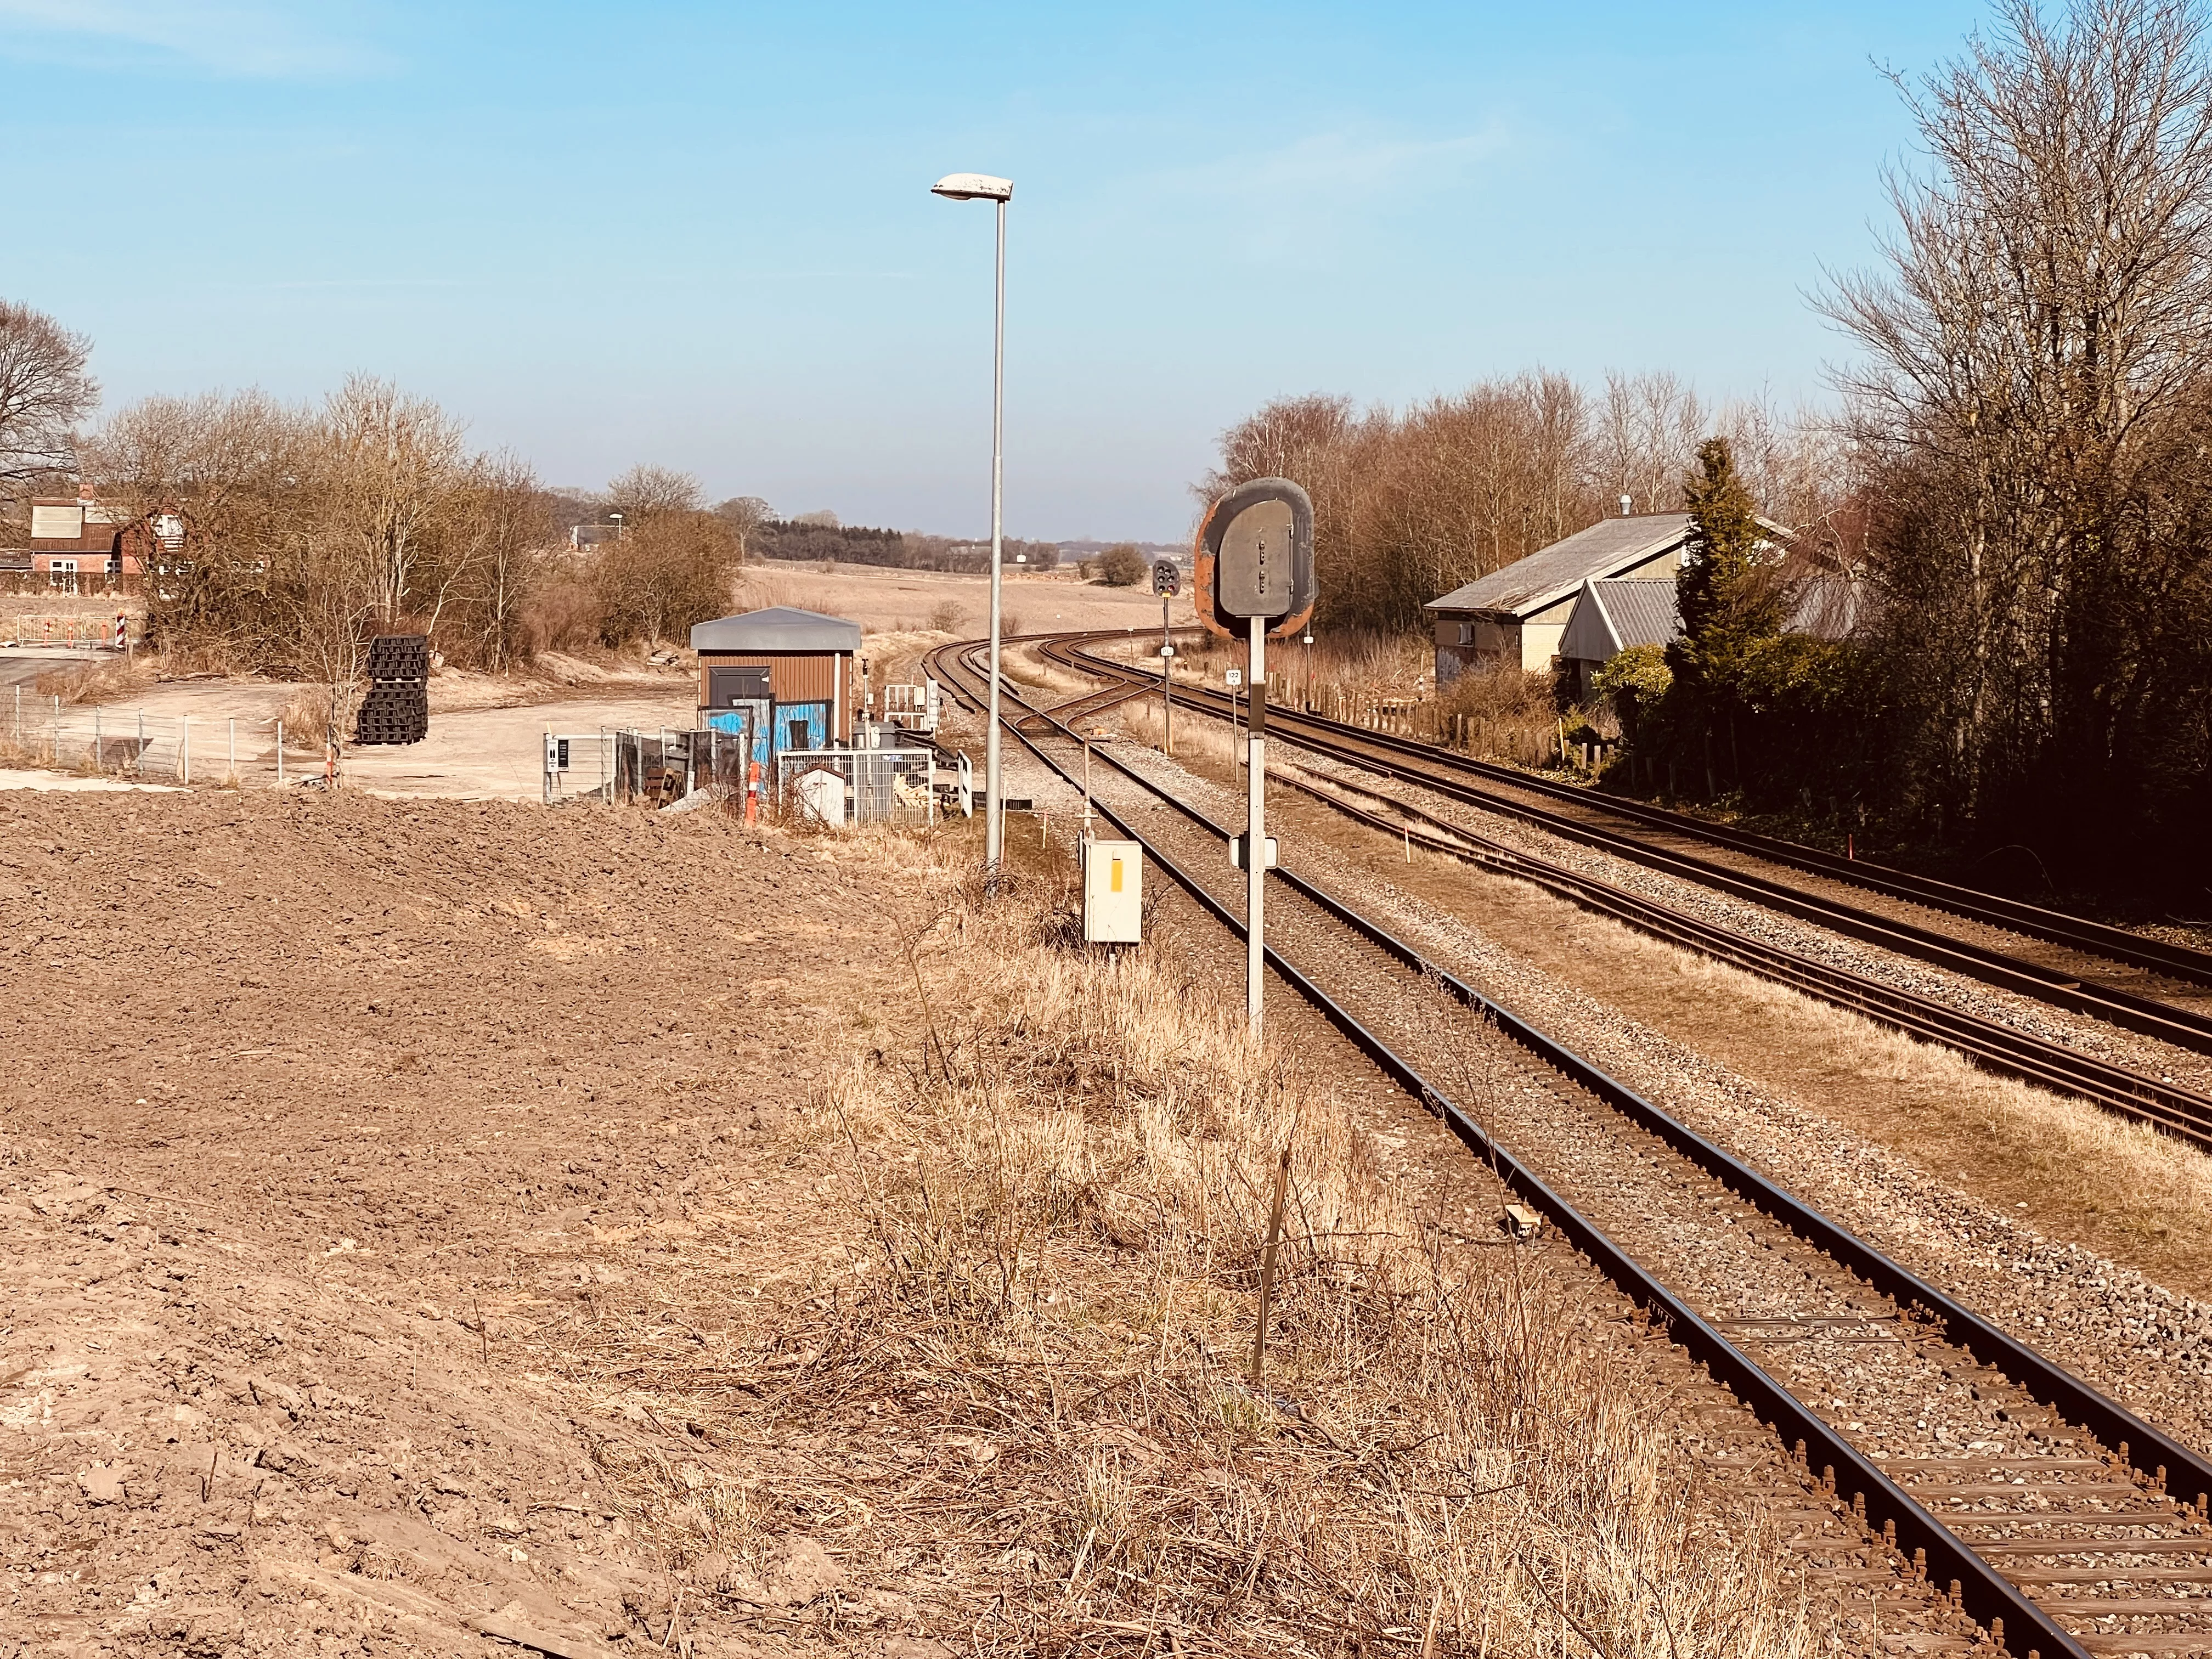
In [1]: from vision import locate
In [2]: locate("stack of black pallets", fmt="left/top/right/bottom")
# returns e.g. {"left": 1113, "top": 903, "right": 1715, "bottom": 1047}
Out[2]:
{"left": 354, "top": 634, "right": 430, "bottom": 746}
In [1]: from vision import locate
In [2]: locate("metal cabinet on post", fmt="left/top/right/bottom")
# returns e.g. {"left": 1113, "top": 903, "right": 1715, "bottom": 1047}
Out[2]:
{"left": 1081, "top": 839, "right": 1143, "bottom": 944}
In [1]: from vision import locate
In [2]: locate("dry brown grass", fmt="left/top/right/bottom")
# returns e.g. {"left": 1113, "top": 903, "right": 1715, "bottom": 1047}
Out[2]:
{"left": 538, "top": 835, "right": 1812, "bottom": 1657}
{"left": 276, "top": 682, "right": 354, "bottom": 742}
{"left": 30, "top": 654, "right": 156, "bottom": 706}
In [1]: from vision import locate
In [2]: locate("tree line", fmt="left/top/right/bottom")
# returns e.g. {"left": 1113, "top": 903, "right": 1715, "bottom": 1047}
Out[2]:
{"left": 1204, "top": 0, "right": 2212, "bottom": 907}
{"left": 1200, "top": 374, "right": 1850, "bottom": 634}
{"left": 61, "top": 387, "right": 746, "bottom": 685}
{"left": 749, "top": 517, "right": 1062, "bottom": 572}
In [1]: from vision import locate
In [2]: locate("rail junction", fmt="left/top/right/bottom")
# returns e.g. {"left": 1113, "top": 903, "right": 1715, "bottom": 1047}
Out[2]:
{"left": 923, "top": 628, "right": 2212, "bottom": 1659}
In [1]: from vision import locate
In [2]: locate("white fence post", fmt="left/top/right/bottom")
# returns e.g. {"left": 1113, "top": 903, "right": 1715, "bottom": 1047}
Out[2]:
{"left": 276, "top": 721, "right": 284, "bottom": 788}
{"left": 228, "top": 719, "right": 236, "bottom": 785}
{"left": 180, "top": 715, "right": 191, "bottom": 785}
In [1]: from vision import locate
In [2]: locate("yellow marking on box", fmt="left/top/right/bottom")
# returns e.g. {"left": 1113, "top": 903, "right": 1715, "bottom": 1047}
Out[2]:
{"left": 1110, "top": 859, "right": 1124, "bottom": 893}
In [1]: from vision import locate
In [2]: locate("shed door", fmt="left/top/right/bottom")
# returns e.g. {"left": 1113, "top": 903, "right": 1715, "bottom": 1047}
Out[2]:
{"left": 709, "top": 665, "right": 771, "bottom": 708}
{"left": 777, "top": 701, "right": 827, "bottom": 753}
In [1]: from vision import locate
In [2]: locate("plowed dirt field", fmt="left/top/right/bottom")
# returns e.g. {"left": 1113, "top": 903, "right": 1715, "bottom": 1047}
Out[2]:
{"left": 0, "top": 791, "right": 930, "bottom": 1658}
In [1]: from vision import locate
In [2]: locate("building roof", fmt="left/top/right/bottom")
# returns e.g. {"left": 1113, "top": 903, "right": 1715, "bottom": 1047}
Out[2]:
{"left": 1427, "top": 515, "right": 1692, "bottom": 619}
{"left": 690, "top": 606, "right": 862, "bottom": 654}
{"left": 1559, "top": 574, "right": 1865, "bottom": 663}
{"left": 1558, "top": 579, "right": 1678, "bottom": 663}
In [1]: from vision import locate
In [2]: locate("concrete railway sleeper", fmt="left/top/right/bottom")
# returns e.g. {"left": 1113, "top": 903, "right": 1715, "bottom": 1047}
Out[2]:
{"left": 925, "top": 635, "right": 2212, "bottom": 1659}
{"left": 1260, "top": 759, "right": 2212, "bottom": 1150}
{"left": 1049, "top": 631, "right": 2212, "bottom": 1055}
{"left": 1035, "top": 632, "right": 2212, "bottom": 1147}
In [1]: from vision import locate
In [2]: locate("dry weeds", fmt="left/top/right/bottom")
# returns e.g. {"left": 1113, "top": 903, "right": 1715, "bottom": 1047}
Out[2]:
{"left": 30, "top": 653, "right": 156, "bottom": 705}
{"left": 538, "top": 834, "right": 1812, "bottom": 1657}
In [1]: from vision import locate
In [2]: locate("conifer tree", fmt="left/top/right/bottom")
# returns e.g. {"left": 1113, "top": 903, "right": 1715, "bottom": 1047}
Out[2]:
{"left": 1668, "top": 437, "right": 1781, "bottom": 694}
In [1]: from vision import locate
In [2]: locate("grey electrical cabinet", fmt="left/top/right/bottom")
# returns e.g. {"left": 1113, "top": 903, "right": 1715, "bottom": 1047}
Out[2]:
{"left": 1082, "top": 839, "right": 1144, "bottom": 944}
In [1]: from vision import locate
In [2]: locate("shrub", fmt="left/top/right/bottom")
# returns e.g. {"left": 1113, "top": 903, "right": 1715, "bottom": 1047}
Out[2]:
{"left": 594, "top": 512, "right": 743, "bottom": 647}
{"left": 1096, "top": 543, "right": 1146, "bottom": 586}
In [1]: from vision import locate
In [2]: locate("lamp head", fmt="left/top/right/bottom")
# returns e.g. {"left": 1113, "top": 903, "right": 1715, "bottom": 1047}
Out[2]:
{"left": 932, "top": 172, "right": 1013, "bottom": 202}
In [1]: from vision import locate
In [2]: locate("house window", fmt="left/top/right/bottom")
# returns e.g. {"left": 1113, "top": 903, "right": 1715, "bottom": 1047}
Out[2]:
{"left": 48, "top": 558, "right": 77, "bottom": 594}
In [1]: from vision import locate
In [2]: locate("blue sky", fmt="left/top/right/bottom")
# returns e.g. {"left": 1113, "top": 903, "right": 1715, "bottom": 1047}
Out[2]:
{"left": 2, "top": 1, "right": 1984, "bottom": 540}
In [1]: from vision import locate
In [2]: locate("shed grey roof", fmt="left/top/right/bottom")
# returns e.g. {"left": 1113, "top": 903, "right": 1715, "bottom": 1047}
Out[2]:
{"left": 1558, "top": 574, "right": 1865, "bottom": 664}
{"left": 1427, "top": 515, "right": 1692, "bottom": 620}
{"left": 690, "top": 606, "right": 862, "bottom": 653}
{"left": 1559, "top": 579, "right": 1678, "bottom": 663}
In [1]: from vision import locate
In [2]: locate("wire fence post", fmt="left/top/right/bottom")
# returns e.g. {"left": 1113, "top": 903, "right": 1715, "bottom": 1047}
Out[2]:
{"left": 228, "top": 718, "right": 236, "bottom": 786}
{"left": 93, "top": 706, "right": 101, "bottom": 774}
{"left": 276, "top": 721, "right": 284, "bottom": 788}
{"left": 180, "top": 715, "right": 190, "bottom": 785}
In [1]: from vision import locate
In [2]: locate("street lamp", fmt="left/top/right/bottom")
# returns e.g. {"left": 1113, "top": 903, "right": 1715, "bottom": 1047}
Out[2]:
{"left": 610, "top": 512, "right": 624, "bottom": 542}
{"left": 931, "top": 170, "right": 1014, "bottom": 879}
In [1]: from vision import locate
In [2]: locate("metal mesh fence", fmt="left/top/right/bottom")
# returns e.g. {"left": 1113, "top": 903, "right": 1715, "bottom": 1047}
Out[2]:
{"left": 5, "top": 697, "right": 191, "bottom": 783}
{"left": 776, "top": 747, "right": 936, "bottom": 826}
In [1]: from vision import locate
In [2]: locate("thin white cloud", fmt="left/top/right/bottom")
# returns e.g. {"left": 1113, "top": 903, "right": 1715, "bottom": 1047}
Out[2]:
{"left": 1096, "top": 123, "right": 1519, "bottom": 264}
{"left": 0, "top": 0, "right": 387, "bottom": 77}
{"left": 1143, "top": 126, "right": 1515, "bottom": 206}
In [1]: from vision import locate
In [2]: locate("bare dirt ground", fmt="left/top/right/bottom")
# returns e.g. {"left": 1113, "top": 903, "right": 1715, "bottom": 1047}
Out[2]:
{"left": 0, "top": 791, "right": 937, "bottom": 1658}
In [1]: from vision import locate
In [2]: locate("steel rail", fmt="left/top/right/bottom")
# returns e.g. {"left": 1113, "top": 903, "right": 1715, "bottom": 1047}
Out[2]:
{"left": 1053, "top": 631, "right": 2212, "bottom": 993}
{"left": 1260, "top": 760, "right": 2212, "bottom": 1146}
{"left": 1051, "top": 634, "right": 2212, "bottom": 1050}
{"left": 1025, "top": 635, "right": 2212, "bottom": 1143}
{"left": 928, "top": 636, "right": 2201, "bottom": 1659}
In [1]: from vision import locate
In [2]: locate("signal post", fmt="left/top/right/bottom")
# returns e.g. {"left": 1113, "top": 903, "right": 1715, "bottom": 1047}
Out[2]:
{"left": 1152, "top": 557, "right": 1180, "bottom": 755}
{"left": 1193, "top": 480, "right": 1316, "bottom": 1036}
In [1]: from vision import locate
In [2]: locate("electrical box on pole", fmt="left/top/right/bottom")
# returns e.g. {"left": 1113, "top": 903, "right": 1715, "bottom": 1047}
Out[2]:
{"left": 1081, "top": 838, "right": 1144, "bottom": 944}
{"left": 1193, "top": 477, "right": 1316, "bottom": 1037}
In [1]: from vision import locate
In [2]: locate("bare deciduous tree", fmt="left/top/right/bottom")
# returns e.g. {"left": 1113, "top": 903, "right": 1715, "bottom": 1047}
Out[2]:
{"left": 1822, "top": 0, "right": 2212, "bottom": 876}
{"left": 606, "top": 464, "right": 704, "bottom": 523}
{"left": 0, "top": 299, "right": 97, "bottom": 490}
{"left": 1200, "top": 374, "right": 1844, "bottom": 631}
{"left": 321, "top": 375, "right": 470, "bottom": 629}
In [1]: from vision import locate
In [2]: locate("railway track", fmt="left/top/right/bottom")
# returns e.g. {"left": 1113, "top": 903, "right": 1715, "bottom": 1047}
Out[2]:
{"left": 1045, "top": 630, "right": 2212, "bottom": 1053}
{"left": 1017, "top": 630, "right": 2212, "bottom": 1148}
{"left": 926, "top": 634, "right": 2212, "bottom": 1659}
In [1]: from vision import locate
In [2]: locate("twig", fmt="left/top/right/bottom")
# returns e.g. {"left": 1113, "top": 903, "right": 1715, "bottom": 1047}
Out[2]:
{"left": 1063, "top": 1525, "right": 1096, "bottom": 1603}
{"left": 1248, "top": 1146, "right": 1291, "bottom": 1384}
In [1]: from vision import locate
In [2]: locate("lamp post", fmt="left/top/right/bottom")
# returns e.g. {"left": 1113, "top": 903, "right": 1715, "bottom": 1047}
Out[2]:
{"left": 932, "top": 170, "right": 1014, "bottom": 880}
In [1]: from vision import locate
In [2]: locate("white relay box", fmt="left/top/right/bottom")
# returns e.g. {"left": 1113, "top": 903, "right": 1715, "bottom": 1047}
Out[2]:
{"left": 1082, "top": 838, "right": 1144, "bottom": 944}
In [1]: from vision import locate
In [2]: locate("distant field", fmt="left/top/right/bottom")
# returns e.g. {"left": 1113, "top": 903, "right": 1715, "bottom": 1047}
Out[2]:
{"left": 733, "top": 560, "right": 1195, "bottom": 637}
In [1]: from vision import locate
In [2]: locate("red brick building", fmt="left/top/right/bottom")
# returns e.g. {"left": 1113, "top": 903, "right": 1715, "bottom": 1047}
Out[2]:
{"left": 5, "top": 493, "right": 164, "bottom": 592}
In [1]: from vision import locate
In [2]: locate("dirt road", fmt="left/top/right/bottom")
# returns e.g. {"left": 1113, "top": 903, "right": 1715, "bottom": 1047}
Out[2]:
{"left": 0, "top": 790, "right": 941, "bottom": 1657}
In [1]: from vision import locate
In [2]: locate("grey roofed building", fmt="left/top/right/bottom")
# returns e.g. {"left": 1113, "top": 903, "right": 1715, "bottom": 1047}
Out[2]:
{"left": 1426, "top": 514, "right": 1695, "bottom": 681}
{"left": 1556, "top": 573, "right": 1866, "bottom": 699}
{"left": 690, "top": 606, "right": 864, "bottom": 654}
{"left": 1558, "top": 578, "right": 1679, "bottom": 663}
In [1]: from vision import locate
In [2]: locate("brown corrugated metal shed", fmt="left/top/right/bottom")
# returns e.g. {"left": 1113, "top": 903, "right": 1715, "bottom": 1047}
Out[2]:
{"left": 689, "top": 606, "right": 861, "bottom": 744}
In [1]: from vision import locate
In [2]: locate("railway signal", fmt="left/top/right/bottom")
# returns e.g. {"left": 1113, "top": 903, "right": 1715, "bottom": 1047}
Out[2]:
{"left": 1153, "top": 558, "right": 1180, "bottom": 755}
{"left": 1194, "top": 477, "right": 1317, "bottom": 1035}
